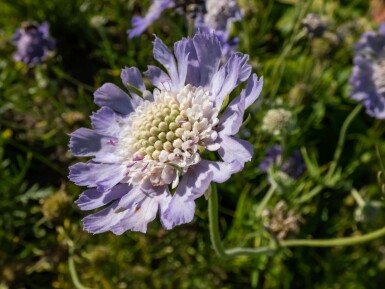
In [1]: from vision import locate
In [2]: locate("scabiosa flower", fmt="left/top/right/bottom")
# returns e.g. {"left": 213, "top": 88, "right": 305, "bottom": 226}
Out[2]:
{"left": 203, "top": 0, "right": 242, "bottom": 33}
{"left": 259, "top": 145, "right": 305, "bottom": 180}
{"left": 349, "top": 22, "right": 385, "bottom": 118}
{"left": 12, "top": 22, "right": 55, "bottom": 65}
{"left": 128, "top": 0, "right": 242, "bottom": 39}
{"left": 261, "top": 108, "right": 293, "bottom": 136}
{"left": 69, "top": 32, "right": 263, "bottom": 234}
{"left": 127, "top": 0, "right": 175, "bottom": 39}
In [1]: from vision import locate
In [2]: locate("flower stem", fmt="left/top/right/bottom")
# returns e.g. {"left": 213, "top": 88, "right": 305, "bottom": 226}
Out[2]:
{"left": 208, "top": 185, "right": 228, "bottom": 259}
{"left": 280, "top": 226, "right": 385, "bottom": 247}
{"left": 326, "top": 104, "right": 362, "bottom": 181}
{"left": 208, "top": 184, "right": 385, "bottom": 259}
{"left": 255, "top": 184, "right": 276, "bottom": 216}
{"left": 208, "top": 185, "right": 275, "bottom": 259}
{"left": 68, "top": 256, "right": 93, "bottom": 289}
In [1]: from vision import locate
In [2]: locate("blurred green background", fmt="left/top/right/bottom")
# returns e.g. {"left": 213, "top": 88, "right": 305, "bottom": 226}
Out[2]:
{"left": 1, "top": 0, "right": 385, "bottom": 288}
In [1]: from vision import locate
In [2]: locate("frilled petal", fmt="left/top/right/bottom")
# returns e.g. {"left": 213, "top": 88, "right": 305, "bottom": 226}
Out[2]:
{"left": 69, "top": 128, "right": 120, "bottom": 163}
{"left": 236, "top": 53, "right": 252, "bottom": 84}
{"left": 217, "top": 135, "right": 253, "bottom": 166}
{"left": 82, "top": 200, "right": 123, "bottom": 234}
{"left": 153, "top": 36, "right": 179, "bottom": 87}
{"left": 197, "top": 160, "right": 242, "bottom": 183}
{"left": 111, "top": 185, "right": 171, "bottom": 234}
{"left": 242, "top": 74, "right": 263, "bottom": 109}
{"left": 121, "top": 67, "right": 144, "bottom": 108}
{"left": 217, "top": 73, "right": 263, "bottom": 136}
{"left": 82, "top": 186, "right": 150, "bottom": 234}
{"left": 76, "top": 183, "right": 129, "bottom": 210}
{"left": 173, "top": 38, "right": 191, "bottom": 90}
{"left": 162, "top": 165, "right": 213, "bottom": 229}
{"left": 364, "top": 92, "right": 385, "bottom": 118}
{"left": 69, "top": 162, "right": 125, "bottom": 192}
{"left": 144, "top": 65, "right": 172, "bottom": 89}
{"left": 83, "top": 184, "right": 170, "bottom": 234}
{"left": 218, "top": 92, "right": 245, "bottom": 136}
{"left": 90, "top": 107, "right": 123, "bottom": 137}
{"left": 94, "top": 83, "right": 135, "bottom": 115}
{"left": 192, "top": 32, "right": 222, "bottom": 87}
{"left": 210, "top": 53, "right": 250, "bottom": 107}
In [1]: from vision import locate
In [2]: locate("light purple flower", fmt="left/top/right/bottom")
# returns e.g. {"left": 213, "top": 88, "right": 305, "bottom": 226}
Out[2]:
{"left": 203, "top": 0, "right": 242, "bottom": 33}
{"left": 12, "top": 22, "right": 55, "bottom": 66}
{"left": 349, "top": 22, "right": 385, "bottom": 118}
{"left": 259, "top": 145, "right": 305, "bottom": 180}
{"left": 69, "top": 32, "right": 263, "bottom": 234}
{"left": 127, "top": 0, "right": 242, "bottom": 39}
{"left": 127, "top": 0, "right": 175, "bottom": 39}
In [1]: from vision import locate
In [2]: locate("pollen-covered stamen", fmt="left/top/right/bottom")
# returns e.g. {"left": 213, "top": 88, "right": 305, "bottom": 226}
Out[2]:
{"left": 117, "top": 84, "right": 219, "bottom": 187}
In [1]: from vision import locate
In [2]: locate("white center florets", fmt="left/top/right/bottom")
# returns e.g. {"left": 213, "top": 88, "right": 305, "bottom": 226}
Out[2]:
{"left": 117, "top": 84, "right": 219, "bottom": 188}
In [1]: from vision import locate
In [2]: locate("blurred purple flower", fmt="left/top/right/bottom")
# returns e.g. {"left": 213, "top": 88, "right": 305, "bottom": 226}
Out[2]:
{"left": 259, "top": 145, "right": 305, "bottom": 180}
{"left": 12, "top": 22, "right": 55, "bottom": 66}
{"left": 69, "top": 32, "right": 263, "bottom": 234}
{"left": 203, "top": 0, "right": 242, "bottom": 33}
{"left": 127, "top": 0, "right": 175, "bottom": 39}
{"left": 127, "top": 0, "right": 242, "bottom": 61}
{"left": 349, "top": 22, "right": 385, "bottom": 118}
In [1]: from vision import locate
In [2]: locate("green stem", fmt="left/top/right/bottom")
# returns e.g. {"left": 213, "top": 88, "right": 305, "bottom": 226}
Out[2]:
{"left": 280, "top": 226, "right": 385, "bottom": 247}
{"left": 351, "top": 188, "right": 365, "bottom": 207}
{"left": 208, "top": 184, "right": 385, "bottom": 259}
{"left": 68, "top": 256, "right": 93, "bottom": 289}
{"left": 208, "top": 185, "right": 228, "bottom": 259}
{"left": 326, "top": 104, "right": 362, "bottom": 181}
{"left": 298, "top": 185, "right": 323, "bottom": 203}
{"left": 255, "top": 184, "right": 276, "bottom": 216}
{"left": 209, "top": 185, "right": 275, "bottom": 258}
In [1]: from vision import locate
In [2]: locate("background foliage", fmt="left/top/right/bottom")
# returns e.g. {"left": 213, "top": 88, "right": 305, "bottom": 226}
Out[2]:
{"left": 1, "top": 0, "right": 385, "bottom": 288}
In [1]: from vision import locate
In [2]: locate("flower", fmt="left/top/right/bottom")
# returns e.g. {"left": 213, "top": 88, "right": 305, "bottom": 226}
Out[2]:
{"left": 127, "top": 0, "right": 175, "bottom": 39}
{"left": 127, "top": 0, "right": 242, "bottom": 38}
{"left": 259, "top": 145, "right": 305, "bottom": 180}
{"left": 12, "top": 22, "right": 55, "bottom": 65}
{"left": 128, "top": 0, "right": 242, "bottom": 62}
{"left": 262, "top": 201, "right": 303, "bottom": 240}
{"left": 261, "top": 108, "right": 293, "bottom": 136}
{"left": 69, "top": 32, "right": 263, "bottom": 234}
{"left": 349, "top": 22, "right": 385, "bottom": 118}
{"left": 203, "top": 0, "right": 242, "bottom": 33}
{"left": 301, "top": 13, "right": 327, "bottom": 38}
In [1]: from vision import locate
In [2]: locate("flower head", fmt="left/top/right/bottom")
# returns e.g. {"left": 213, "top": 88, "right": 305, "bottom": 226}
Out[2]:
{"left": 69, "top": 32, "right": 263, "bottom": 234}
{"left": 203, "top": 0, "right": 242, "bottom": 33}
{"left": 301, "top": 13, "right": 327, "bottom": 38}
{"left": 259, "top": 145, "right": 304, "bottom": 180}
{"left": 127, "top": 0, "right": 175, "bottom": 39}
{"left": 349, "top": 22, "right": 385, "bottom": 118}
{"left": 261, "top": 108, "right": 293, "bottom": 136}
{"left": 12, "top": 22, "right": 55, "bottom": 65}
{"left": 127, "top": 0, "right": 242, "bottom": 39}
